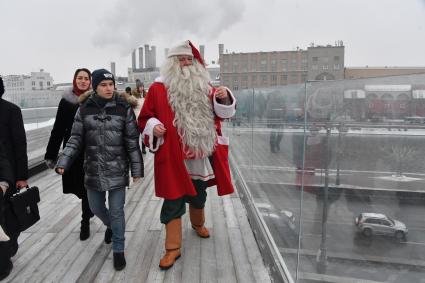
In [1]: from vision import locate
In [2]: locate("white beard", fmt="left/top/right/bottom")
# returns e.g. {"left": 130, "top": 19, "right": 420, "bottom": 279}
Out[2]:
{"left": 161, "top": 58, "right": 216, "bottom": 158}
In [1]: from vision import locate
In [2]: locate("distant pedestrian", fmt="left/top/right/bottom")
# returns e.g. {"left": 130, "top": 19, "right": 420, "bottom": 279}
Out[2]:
{"left": 125, "top": 86, "right": 132, "bottom": 95}
{"left": 132, "top": 80, "right": 146, "bottom": 154}
{"left": 45, "top": 68, "right": 95, "bottom": 241}
{"left": 56, "top": 69, "right": 143, "bottom": 271}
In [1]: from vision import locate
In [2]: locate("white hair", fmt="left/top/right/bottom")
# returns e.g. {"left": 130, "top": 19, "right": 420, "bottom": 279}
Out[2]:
{"left": 160, "top": 57, "right": 216, "bottom": 158}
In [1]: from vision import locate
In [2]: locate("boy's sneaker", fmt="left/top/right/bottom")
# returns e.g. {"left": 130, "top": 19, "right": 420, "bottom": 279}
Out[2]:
{"left": 113, "top": 252, "right": 126, "bottom": 271}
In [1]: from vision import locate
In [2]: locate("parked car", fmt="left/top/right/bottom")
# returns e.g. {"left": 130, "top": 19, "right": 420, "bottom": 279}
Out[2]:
{"left": 355, "top": 213, "right": 408, "bottom": 240}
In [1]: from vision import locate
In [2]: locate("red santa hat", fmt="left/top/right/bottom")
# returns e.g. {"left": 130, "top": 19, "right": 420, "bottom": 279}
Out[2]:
{"left": 167, "top": 40, "right": 205, "bottom": 67}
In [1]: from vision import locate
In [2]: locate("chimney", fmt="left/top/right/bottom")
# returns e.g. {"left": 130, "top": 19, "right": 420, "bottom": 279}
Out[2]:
{"left": 218, "top": 44, "right": 224, "bottom": 64}
{"left": 138, "top": 47, "right": 144, "bottom": 69}
{"left": 144, "top": 44, "right": 150, "bottom": 68}
{"left": 199, "top": 45, "right": 205, "bottom": 62}
{"left": 151, "top": 46, "right": 157, "bottom": 68}
{"left": 131, "top": 49, "right": 136, "bottom": 70}
{"left": 218, "top": 44, "right": 224, "bottom": 55}
{"left": 111, "top": 62, "right": 116, "bottom": 77}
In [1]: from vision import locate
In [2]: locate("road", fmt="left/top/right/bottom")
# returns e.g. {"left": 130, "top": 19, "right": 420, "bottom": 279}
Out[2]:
{"left": 226, "top": 126, "right": 425, "bottom": 282}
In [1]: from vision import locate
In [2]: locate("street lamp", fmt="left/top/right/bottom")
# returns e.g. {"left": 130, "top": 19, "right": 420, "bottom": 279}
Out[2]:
{"left": 335, "top": 122, "right": 347, "bottom": 186}
{"left": 317, "top": 121, "right": 331, "bottom": 273}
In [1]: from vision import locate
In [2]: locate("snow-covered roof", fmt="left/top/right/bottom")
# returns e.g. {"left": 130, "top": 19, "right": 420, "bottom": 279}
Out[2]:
{"left": 364, "top": 85, "right": 411, "bottom": 92}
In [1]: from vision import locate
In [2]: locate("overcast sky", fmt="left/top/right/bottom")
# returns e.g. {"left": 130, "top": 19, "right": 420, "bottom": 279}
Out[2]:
{"left": 1, "top": 0, "right": 425, "bottom": 83}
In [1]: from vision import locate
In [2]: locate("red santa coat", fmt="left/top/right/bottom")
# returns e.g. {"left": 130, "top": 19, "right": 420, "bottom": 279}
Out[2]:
{"left": 138, "top": 81, "right": 236, "bottom": 200}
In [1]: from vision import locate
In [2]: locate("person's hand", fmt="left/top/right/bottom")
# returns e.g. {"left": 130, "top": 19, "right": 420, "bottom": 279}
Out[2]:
{"left": 133, "top": 177, "right": 141, "bottom": 183}
{"left": 153, "top": 124, "right": 166, "bottom": 137}
{"left": 0, "top": 185, "right": 7, "bottom": 195}
{"left": 16, "top": 180, "right": 28, "bottom": 189}
{"left": 45, "top": 159, "right": 56, "bottom": 169}
{"left": 215, "top": 86, "right": 229, "bottom": 100}
{"left": 56, "top": 168, "right": 65, "bottom": 175}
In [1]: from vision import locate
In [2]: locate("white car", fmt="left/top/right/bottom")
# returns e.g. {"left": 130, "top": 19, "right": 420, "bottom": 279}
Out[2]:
{"left": 355, "top": 212, "right": 408, "bottom": 240}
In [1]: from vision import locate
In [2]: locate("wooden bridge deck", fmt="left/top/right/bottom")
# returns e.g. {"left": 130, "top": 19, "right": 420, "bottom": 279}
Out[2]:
{"left": 4, "top": 153, "right": 271, "bottom": 283}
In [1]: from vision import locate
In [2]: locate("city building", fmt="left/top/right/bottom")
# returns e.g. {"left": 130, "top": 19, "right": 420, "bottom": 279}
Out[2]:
{"left": 220, "top": 42, "right": 345, "bottom": 90}
{"left": 2, "top": 69, "right": 54, "bottom": 94}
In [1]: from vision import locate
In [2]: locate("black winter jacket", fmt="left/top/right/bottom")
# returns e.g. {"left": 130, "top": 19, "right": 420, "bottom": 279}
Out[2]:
{"left": 45, "top": 88, "right": 86, "bottom": 198}
{"left": 57, "top": 91, "right": 143, "bottom": 191}
{"left": 0, "top": 98, "right": 28, "bottom": 183}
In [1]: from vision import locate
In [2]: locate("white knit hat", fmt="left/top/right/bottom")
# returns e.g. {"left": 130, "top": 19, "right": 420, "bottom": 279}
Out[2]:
{"left": 167, "top": 40, "right": 193, "bottom": 58}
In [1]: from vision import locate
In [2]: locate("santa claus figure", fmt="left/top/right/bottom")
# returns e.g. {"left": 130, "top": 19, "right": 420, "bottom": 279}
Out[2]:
{"left": 138, "top": 40, "right": 236, "bottom": 270}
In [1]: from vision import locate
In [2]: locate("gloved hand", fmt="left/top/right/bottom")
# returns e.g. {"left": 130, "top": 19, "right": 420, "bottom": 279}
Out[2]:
{"left": 45, "top": 159, "right": 56, "bottom": 169}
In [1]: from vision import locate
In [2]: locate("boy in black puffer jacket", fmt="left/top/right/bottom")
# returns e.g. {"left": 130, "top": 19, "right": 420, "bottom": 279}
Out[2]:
{"left": 56, "top": 69, "right": 143, "bottom": 271}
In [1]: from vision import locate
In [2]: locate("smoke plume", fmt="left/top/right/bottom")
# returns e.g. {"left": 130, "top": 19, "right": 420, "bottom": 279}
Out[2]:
{"left": 92, "top": 0, "right": 245, "bottom": 55}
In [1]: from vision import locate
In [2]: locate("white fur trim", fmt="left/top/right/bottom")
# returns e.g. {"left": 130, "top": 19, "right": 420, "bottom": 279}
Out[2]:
{"left": 167, "top": 40, "right": 192, "bottom": 58}
{"left": 154, "top": 76, "right": 164, "bottom": 83}
{"left": 213, "top": 87, "right": 236, "bottom": 119}
{"left": 142, "top": 118, "right": 164, "bottom": 152}
{"left": 217, "top": 135, "right": 229, "bottom": 145}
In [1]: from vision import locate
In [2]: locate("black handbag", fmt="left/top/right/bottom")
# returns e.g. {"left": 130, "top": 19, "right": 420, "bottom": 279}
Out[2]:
{"left": 8, "top": 186, "right": 41, "bottom": 232}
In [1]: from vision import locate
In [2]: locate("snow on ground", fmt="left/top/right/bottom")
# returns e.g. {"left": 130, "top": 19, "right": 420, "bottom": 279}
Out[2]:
{"left": 24, "top": 118, "right": 55, "bottom": 131}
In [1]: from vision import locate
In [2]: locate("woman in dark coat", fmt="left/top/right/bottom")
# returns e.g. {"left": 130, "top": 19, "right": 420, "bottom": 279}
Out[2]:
{"left": 44, "top": 68, "right": 94, "bottom": 240}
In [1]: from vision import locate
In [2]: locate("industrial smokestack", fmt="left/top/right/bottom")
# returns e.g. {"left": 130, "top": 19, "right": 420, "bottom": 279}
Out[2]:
{"left": 138, "top": 47, "right": 144, "bottom": 69}
{"left": 218, "top": 44, "right": 224, "bottom": 64}
{"left": 131, "top": 49, "right": 136, "bottom": 70}
{"left": 151, "top": 46, "right": 157, "bottom": 68}
{"left": 144, "top": 44, "right": 150, "bottom": 68}
{"left": 219, "top": 44, "right": 224, "bottom": 55}
{"left": 111, "top": 62, "right": 116, "bottom": 77}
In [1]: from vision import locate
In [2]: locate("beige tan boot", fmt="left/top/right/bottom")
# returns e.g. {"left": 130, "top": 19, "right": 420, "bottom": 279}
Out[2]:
{"left": 189, "top": 206, "right": 210, "bottom": 238}
{"left": 159, "top": 218, "right": 182, "bottom": 270}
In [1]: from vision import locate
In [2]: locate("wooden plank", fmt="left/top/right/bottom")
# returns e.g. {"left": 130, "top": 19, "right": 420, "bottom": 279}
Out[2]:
{"left": 125, "top": 230, "right": 161, "bottom": 283}
{"left": 11, "top": 214, "right": 81, "bottom": 283}
{"left": 92, "top": 251, "right": 115, "bottom": 283}
{"left": 60, "top": 232, "right": 106, "bottom": 283}
{"left": 227, "top": 228, "right": 256, "bottom": 283}
{"left": 211, "top": 194, "right": 237, "bottom": 283}
{"left": 4, "top": 233, "right": 56, "bottom": 283}
{"left": 232, "top": 198, "right": 272, "bottom": 282}
{"left": 200, "top": 227, "right": 218, "bottom": 283}
{"left": 111, "top": 200, "right": 161, "bottom": 282}
{"left": 32, "top": 232, "right": 80, "bottom": 283}
{"left": 145, "top": 229, "right": 166, "bottom": 283}
{"left": 222, "top": 196, "right": 238, "bottom": 228}
{"left": 17, "top": 231, "right": 33, "bottom": 245}
{"left": 42, "top": 220, "right": 104, "bottom": 282}
{"left": 181, "top": 223, "right": 201, "bottom": 283}
{"left": 76, "top": 240, "right": 114, "bottom": 283}
{"left": 126, "top": 184, "right": 154, "bottom": 231}
{"left": 148, "top": 199, "right": 163, "bottom": 231}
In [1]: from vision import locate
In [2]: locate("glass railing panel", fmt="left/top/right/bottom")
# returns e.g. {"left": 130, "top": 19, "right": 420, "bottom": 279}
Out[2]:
{"left": 226, "top": 73, "right": 425, "bottom": 282}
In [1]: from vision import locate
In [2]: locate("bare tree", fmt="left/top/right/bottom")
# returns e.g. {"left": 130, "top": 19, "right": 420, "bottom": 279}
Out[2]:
{"left": 384, "top": 144, "right": 416, "bottom": 177}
